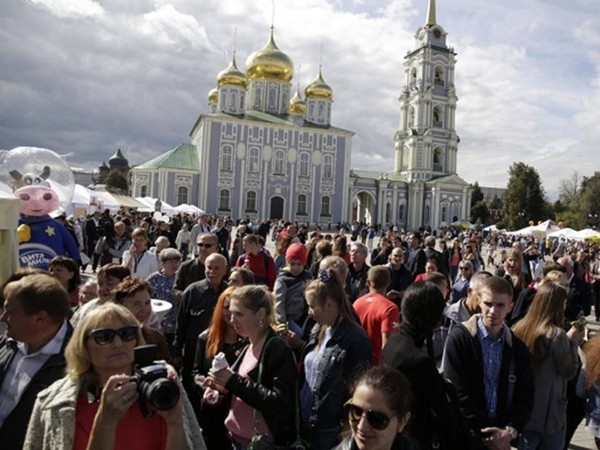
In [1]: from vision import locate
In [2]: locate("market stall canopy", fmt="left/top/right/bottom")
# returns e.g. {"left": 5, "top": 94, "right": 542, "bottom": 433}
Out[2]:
{"left": 0, "top": 191, "right": 20, "bottom": 285}
{"left": 530, "top": 220, "right": 560, "bottom": 238}
{"left": 135, "top": 197, "right": 177, "bottom": 216}
{"left": 574, "top": 228, "right": 600, "bottom": 240}
{"left": 88, "top": 189, "right": 121, "bottom": 212}
{"left": 174, "top": 203, "right": 205, "bottom": 215}
{"left": 547, "top": 227, "right": 577, "bottom": 239}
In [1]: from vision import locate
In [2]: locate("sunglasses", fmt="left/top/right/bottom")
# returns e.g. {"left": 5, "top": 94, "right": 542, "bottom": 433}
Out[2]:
{"left": 87, "top": 325, "right": 138, "bottom": 345}
{"left": 459, "top": 266, "right": 471, "bottom": 270}
{"left": 347, "top": 402, "right": 394, "bottom": 430}
{"left": 197, "top": 243, "right": 215, "bottom": 248}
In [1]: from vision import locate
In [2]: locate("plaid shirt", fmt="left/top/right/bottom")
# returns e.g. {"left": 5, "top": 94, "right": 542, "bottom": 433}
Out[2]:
{"left": 477, "top": 318, "right": 505, "bottom": 420}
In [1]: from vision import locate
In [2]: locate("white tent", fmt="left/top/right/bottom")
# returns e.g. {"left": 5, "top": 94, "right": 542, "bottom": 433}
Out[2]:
{"left": 0, "top": 191, "right": 20, "bottom": 285}
{"left": 547, "top": 227, "right": 577, "bottom": 239}
{"left": 574, "top": 228, "right": 600, "bottom": 240}
{"left": 530, "top": 220, "right": 560, "bottom": 238}
{"left": 89, "top": 189, "right": 121, "bottom": 213}
{"left": 135, "top": 197, "right": 178, "bottom": 216}
{"left": 174, "top": 203, "right": 204, "bottom": 215}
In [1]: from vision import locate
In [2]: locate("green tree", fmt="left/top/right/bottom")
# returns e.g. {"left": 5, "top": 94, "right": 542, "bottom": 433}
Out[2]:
{"left": 581, "top": 172, "right": 600, "bottom": 228}
{"left": 470, "top": 200, "right": 490, "bottom": 224}
{"left": 471, "top": 181, "right": 484, "bottom": 208}
{"left": 105, "top": 169, "right": 129, "bottom": 193}
{"left": 504, "top": 162, "right": 547, "bottom": 230}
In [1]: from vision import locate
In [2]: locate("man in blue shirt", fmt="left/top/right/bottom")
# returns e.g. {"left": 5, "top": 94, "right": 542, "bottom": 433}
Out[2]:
{"left": 443, "top": 276, "right": 534, "bottom": 450}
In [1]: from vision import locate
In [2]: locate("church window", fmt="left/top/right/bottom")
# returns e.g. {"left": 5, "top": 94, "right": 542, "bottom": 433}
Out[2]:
{"left": 267, "top": 84, "right": 278, "bottom": 111}
{"left": 248, "top": 147, "right": 260, "bottom": 173}
{"left": 297, "top": 194, "right": 307, "bottom": 215}
{"left": 219, "top": 90, "right": 226, "bottom": 110}
{"left": 408, "top": 106, "right": 415, "bottom": 128}
{"left": 177, "top": 186, "right": 189, "bottom": 205}
{"left": 274, "top": 150, "right": 285, "bottom": 175}
{"left": 323, "top": 154, "right": 334, "bottom": 179}
{"left": 433, "top": 106, "right": 443, "bottom": 127}
{"left": 410, "top": 67, "right": 417, "bottom": 87}
{"left": 221, "top": 145, "right": 233, "bottom": 171}
{"left": 398, "top": 203, "right": 405, "bottom": 221}
{"left": 140, "top": 185, "right": 147, "bottom": 198}
{"left": 219, "top": 189, "right": 230, "bottom": 210}
{"left": 434, "top": 66, "right": 444, "bottom": 86}
{"left": 230, "top": 91, "right": 238, "bottom": 113}
{"left": 433, "top": 148, "right": 443, "bottom": 171}
{"left": 321, "top": 196, "right": 330, "bottom": 216}
{"left": 385, "top": 202, "right": 391, "bottom": 223}
{"left": 246, "top": 191, "right": 257, "bottom": 211}
{"left": 441, "top": 204, "right": 448, "bottom": 222}
{"left": 299, "top": 152, "right": 310, "bottom": 177}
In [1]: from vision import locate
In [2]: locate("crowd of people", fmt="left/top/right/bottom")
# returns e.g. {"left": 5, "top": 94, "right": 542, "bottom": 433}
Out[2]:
{"left": 2, "top": 209, "right": 600, "bottom": 450}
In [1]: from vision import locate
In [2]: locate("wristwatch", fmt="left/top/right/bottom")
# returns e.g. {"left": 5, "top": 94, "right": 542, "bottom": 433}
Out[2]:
{"left": 505, "top": 426, "right": 518, "bottom": 440}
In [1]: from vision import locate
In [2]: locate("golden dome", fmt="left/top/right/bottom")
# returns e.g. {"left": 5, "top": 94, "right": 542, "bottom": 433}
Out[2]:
{"left": 305, "top": 68, "right": 333, "bottom": 100}
{"left": 289, "top": 89, "right": 306, "bottom": 115}
{"left": 208, "top": 87, "right": 218, "bottom": 105}
{"left": 245, "top": 30, "right": 294, "bottom": 82}
{"left": 217, "top": 55, "right": 247, "bottom": 88}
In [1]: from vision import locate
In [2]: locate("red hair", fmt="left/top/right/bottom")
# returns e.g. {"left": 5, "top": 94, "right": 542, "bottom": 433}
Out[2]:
{"left": 206, "top": 286, "right": 237, "bottom": 358}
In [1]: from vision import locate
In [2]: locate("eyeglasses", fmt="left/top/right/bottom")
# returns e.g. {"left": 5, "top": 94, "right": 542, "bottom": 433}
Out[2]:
{"left": 87, "top": 326, "right": 138, "bottom": 345}
{"left": 197, "top": 243, "right": 215, "bottom": 248}
{"left": 347, "top": 401, "right": 394, "bottom": 430}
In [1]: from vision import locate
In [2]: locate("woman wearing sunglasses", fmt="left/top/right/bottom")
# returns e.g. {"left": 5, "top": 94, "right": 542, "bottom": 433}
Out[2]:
{"left": 334, "top": 366, "right": 417, "bottom": 450}
{"left": 300, "top": 269, "right": 371, "bottom": 450}
{"left": 24, "top": 302, "right": 205, "bottom": 449}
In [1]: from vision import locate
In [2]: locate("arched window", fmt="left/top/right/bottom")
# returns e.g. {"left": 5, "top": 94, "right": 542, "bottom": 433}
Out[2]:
{"left": 299, "top": 152, "right": 310, "bottom": 177}
{"left": 398, "top": 203, "right": 405, "bottom": 221}
{"left": 323, "top": 154, "right": 333, "bottom": 179}
{"left": 273, "top": 149, "right": 285, "bottom": 175}
{"left": 140, "top": 185, "right": 147, "bottom": 198}
{"left": 246, "top": 191, "right": 257, "bottom": 211}
{"left": 177, "top": 186, "right": 189, "bottom": 205}
{"left": 321, "top": 196, "right": 330, "bottom": 216}
{"left": 433, "top": 106, "right": 443, "bottom": 127}
{"left": 434, "top": 66, "right": 444, "bottom": 86}
{"left": 410, "top": 67, "right": 417, "bottom": 87}
{"left": 441, "top": 204, "right": 448, "bottom": 222}
{"left": 385, "top": 202, "right": 391, "bottom": 223}
{"left": 408, "top": 106, "right": 415, "bottom": 128}
{"left": 221, "top": 145, "right": 233, "bottom": 171}
{"left": 248, "top": 147, "right": 260, "bottom": 173}
{"left": 433, "top": 148, "right": 443, "bottom": 171}
{"left": 297, "top": 194, "right": 307, "bottom": 215}
{"left": 219, "top": 189, "right": 230, "bottom": 210}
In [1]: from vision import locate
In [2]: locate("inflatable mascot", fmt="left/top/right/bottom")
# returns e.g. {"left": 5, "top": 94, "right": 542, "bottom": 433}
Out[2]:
{"left": 1, "top": 147, "right": 80, "bottom": 269}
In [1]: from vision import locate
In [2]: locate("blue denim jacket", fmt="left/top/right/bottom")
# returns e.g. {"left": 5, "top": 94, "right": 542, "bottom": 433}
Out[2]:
{"left": 300, "top": 319, "right": 371, "bottom": 431}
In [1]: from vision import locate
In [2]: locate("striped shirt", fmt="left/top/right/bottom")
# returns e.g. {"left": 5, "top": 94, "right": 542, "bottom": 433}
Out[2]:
{"left": 0, "top": 320, "right": 68, "bottom": 427}
{"left": 476, "top": 318, "right": 504, "bottom": 420}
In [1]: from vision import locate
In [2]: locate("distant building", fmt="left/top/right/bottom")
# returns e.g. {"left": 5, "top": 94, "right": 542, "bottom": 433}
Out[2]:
{"left": 131, "top": 0, "right": 472, "bottom": 229}
{"left": 97, "top": 148, "right": 130, "bottom": 184}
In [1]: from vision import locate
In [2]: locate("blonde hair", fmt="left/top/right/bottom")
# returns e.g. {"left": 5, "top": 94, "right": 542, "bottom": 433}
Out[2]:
{"left": 229, "top": 285, "right": 276, "bottom": 327}
{"left": 65, "top": 303, "right": 144, "bottom": 382}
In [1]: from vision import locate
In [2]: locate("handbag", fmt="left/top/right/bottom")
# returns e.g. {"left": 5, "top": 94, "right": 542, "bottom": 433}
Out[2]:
{"left": 246, "top": 337, "right": 306, "bottom": 450}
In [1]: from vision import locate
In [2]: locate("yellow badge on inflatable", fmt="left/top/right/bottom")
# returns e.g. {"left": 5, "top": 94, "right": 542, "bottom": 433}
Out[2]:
{"left": 17, "top": 224, "right": 31, "bottom": 243}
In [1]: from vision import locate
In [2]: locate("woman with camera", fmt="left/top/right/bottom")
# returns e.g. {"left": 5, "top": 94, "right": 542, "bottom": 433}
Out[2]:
{"left": 205, "top": 285, "right": 299, "bottom": 449}
{"left": 24, "top": 302, "right": 205, "bottom": 450}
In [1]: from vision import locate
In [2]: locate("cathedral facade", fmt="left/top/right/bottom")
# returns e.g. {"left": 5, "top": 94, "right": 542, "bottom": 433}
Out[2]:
{"left": 131, "top": 0, "right": 470, "bottom": 229}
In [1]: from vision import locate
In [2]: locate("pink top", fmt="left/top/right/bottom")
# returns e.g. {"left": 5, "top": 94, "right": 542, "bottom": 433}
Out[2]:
{"left": 450, "top": 248, "right": 460, "bottom": 267}
{"left": 225, "top": 340, "right": 271, "bottom": 445}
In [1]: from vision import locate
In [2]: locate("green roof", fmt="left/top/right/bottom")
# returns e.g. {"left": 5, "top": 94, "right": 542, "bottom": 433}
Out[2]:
{"left": 135, "top": 144, "right": 198, "bottom": 170}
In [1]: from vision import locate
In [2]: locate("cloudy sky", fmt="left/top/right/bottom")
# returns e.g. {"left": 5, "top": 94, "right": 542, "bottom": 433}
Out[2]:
{"left": 1, "top": 0, "right": 599, "bottom": 198}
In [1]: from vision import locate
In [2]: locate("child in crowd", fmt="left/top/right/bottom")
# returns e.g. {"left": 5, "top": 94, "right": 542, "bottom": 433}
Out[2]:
{"left": 274, "top": 243, "right": 314, "bottom": 336}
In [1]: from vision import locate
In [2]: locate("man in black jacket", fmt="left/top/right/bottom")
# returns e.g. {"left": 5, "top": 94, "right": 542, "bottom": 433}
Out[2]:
{"left": 443, "top": 276, "right": 534, "bottom": 450}
{"left": 0, "top": 273, "right": 71, "bottom": 450}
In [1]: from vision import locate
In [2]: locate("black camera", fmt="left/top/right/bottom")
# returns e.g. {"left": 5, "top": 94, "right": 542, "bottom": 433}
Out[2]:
{"left": 132, "top": 345, "right": 180, "bottom": 412}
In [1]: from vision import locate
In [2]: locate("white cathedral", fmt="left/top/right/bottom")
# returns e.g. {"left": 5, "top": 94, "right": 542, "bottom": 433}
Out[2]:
{"left": 131, "top": 0, "right": 471, "bottom": 229}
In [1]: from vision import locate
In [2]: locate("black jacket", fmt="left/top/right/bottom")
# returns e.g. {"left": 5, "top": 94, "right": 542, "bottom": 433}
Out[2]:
{"left": 225, "top": 331, "right": 299, "bottom": 446}
{"left": 0, "top": 323, "right": 72, "bottom": 450}
{"left": 443, "top": 315, "right": 534, "bottom": 442}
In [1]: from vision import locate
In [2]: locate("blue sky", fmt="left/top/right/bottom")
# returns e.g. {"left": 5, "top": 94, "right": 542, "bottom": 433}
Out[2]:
{"left": 1, "top": 0, "right": 599, "bottom": 199}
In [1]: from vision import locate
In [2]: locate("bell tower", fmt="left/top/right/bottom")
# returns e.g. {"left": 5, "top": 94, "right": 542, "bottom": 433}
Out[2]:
{"left": 393, "top": 0, "right": 459, "bottom": 182}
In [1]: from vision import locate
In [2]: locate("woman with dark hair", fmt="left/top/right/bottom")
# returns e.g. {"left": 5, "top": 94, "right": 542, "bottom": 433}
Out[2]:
{"left": 204, "top": 285, "right": 299, "bottom": 448}
{"left": 192, "top": 286, "right": 246, "bottom": 448}
{"left": 227, "top": 267, "right": 256, "bottom": 288}
{"left": 49, "top": 256, "right": 82, "bottom": 308}
{"left": 333, "top": 366, "right": 417, "bottom": 450}
{"left": 333, "top": 235, "right": 351, "bottom": 264}
{"left": 274, "top": 235, "right": 295, "bottom": 273}
{"left": 512, "top": 282, "right": 581, "bottom": 449}
{"left": 299, "top": 269, "right": 371, "bottom": 450}
{"left": 112, "top": 277, "right": 171, "bottom": 362}
{"left": 381, "top": 281, "right": 471, "bottom": 450}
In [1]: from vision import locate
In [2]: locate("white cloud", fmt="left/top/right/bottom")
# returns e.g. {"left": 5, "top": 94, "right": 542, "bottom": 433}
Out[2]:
{"left": 28, "top": 0, "right": 105, "bottom": 19}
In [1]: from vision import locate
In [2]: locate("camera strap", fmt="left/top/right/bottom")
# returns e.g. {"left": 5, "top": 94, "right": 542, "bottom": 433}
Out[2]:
{"left": 138, "top": 398, "right": 156, "bottom": 418}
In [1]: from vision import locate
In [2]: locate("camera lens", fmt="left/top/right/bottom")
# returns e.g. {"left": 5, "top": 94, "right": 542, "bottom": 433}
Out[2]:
{"left": 139, "top": 379, "right": 180, "bottom": 411}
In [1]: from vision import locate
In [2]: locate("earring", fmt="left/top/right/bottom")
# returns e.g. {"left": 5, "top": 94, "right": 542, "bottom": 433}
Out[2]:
{"left": 259, "top": 319, "right": 264, "bottom": 328}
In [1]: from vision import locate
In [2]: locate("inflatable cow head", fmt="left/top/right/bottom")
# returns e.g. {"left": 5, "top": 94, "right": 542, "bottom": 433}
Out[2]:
{"left": 10, "top": 166, "right": 59, "bottom": 216}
